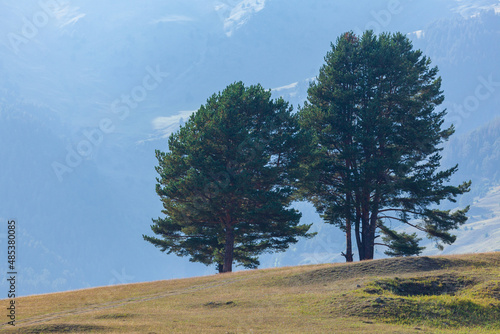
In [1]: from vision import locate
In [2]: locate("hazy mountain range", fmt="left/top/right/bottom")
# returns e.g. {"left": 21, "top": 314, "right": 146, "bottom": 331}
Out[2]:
{"left": 0, "top": 0, "right": 499, "bottom": 296}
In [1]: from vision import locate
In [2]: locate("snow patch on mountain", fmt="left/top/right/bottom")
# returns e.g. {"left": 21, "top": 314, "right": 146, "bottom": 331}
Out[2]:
{"left": 431, "top": 185, "right": 500, "bottom": 254}
{"left": 272, "top": 82, "right": 298, "bottom": 92}
{"left": 452, "top": 0, "right": 500, "bottom": 18}
{"left": 412, "top": 30, "right": 425, "bottom": 39}
{"left": 147, "top": 110, "right": 196, "bottom": 142}
{"left": 215, "top": 0, "right": 266, "bottom": 36}
{"left": 390, "top": 185, "right": 500, "bottom": 256}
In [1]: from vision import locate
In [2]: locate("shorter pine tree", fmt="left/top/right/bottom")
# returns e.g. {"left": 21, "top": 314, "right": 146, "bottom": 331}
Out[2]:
{"left": 144, "top": 82, "right": 315, "bottom": 272}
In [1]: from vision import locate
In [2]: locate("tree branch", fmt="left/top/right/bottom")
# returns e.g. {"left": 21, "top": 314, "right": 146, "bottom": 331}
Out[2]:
{"left": 374, "top": 243, "right": 390, "bottom": 248}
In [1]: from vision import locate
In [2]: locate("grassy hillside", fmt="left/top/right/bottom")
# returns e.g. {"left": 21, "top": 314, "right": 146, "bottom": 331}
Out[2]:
{"left": 2, "top": 252, "right": 500, "bottom": 333}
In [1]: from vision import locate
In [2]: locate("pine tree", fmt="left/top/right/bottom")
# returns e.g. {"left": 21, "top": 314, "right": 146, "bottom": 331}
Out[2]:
{"left": 298, "top": 31, "right": 470, "bottom": 261}
{"left": 144, "top": 82, "right": 314, "bottom": 272}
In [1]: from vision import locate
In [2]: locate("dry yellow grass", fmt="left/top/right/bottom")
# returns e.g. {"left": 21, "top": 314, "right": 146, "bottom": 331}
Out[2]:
{"left": 1, "top": 252, "right": 500, "bottom": 333}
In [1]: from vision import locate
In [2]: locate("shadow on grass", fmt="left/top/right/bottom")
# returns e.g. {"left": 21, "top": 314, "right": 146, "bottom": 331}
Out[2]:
{"left": 9, "top": 324, "right": 111, "bottom": 333}
{"left": 95, "top": 313, "right": 136, "bottom": 320}
{"left": 369, "top": 274, "right": 477, "bottom": 296}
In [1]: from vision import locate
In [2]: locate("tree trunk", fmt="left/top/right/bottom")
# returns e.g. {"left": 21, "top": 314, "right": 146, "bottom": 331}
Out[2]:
{"left": 359, "top": 190, "right": 371, "bottom": 260}
{"left": 360, "top": 225, "right": 370, "bottom": 260}
{"left": 222, "top": 226, "right": 235, "bottom": 273}
{"left": 365, "top": 192, "right": 380, "bottom": 260}
{"left": 343, "top": 218, "right": 353, "bottom": 262}
{"left": 361, "top": 211, "right": 377, "bottom": 260}
{"left": 343, "top": 150, "right": 354, "bottom": 262}
{"left": 363, "top": 232, "right": 374, "bottom": 260}
{"left": 217, "top": 263, "right": 224, "bottom": 273}
{"left": 354, "top": 195, "right": 363, "bottom": 261}
{"left": 343, "top": 191, "right": 353, "bottom": 262}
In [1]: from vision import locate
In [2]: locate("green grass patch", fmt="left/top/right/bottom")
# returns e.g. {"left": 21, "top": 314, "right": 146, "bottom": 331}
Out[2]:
{"left": 371, "top": 296, "right": 500, "bottom": 329}
{"left": 357, "top": 274, "right": 500, "bottom": 329}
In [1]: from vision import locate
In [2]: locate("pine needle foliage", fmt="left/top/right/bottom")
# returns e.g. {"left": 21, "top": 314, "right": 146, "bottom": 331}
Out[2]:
{"left": 298, "top": 31, "right": 470, "bottom": 261}
{"left": 144, "top": 82, "right": 315, "bottom": 272}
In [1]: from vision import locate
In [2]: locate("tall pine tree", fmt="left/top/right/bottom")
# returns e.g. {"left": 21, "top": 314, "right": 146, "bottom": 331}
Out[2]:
{"left": 298, "top": 31, "right": 470, "bottom": 261}
{"left": 144, "top": 82, "right": 314, "bottom": 272}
